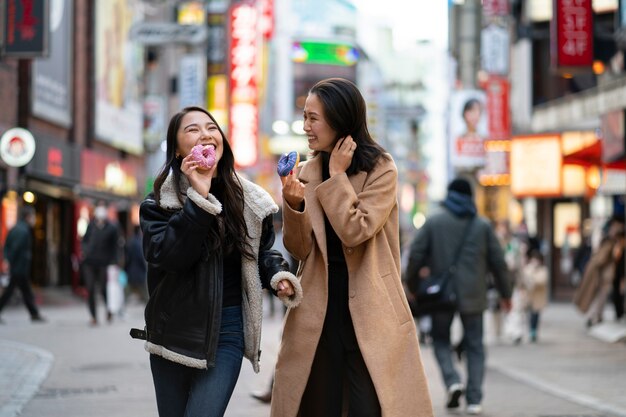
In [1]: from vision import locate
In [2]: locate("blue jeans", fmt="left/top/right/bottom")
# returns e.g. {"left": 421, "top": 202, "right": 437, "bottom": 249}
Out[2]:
{"left": 150, "top": 306, "right": 244, "bottom": 417}
{"left": 431, "top": 311, "right": 484, "bottom": 405}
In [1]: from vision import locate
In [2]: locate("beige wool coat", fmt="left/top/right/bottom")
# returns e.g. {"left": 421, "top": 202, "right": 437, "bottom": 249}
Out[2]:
{"left": 270, "top": 154, "right": 433, "bottom": 417}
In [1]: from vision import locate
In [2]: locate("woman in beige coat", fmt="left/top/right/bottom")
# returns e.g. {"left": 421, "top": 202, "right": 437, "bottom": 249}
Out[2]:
{"left": 272, "top": 78, "right": 433, "bottom": 417}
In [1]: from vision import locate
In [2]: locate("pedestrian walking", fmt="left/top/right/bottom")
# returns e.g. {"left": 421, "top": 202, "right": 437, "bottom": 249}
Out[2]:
{"left": 81, "top": 200, "right": 121, "bottom": 326}
{"left": 272, "top": 78, "right": 433, "bottom": 417}
{"left": 574, "top": 215, "right": 625, "bottom": 327}
{"left": 0, "top": 205, "right": 45, "bottom": 324}
{"left": 404, "top": 177, "right": 512, "bottom": 415}
{"left": 519, "top": 242, "right": 549, "bottom": 342}
{"left": 131, "top": 106, "right": 302, "bottom": 417}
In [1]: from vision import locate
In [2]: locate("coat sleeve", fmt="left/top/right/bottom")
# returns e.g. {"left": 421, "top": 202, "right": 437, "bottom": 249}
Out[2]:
{"left": 139, "top": 195, "right": 220, "bottom": 272}
{"left": 258, "top": 215, "right": 303, "bottom": 307}
{"left": 282, "top": 195, "right": 314, "bottom": 262}
{"left": 316, "top": 157, "right": 397, "bottom": 248}
{"left": 404, "top": 223, "right": 431, "bottom": 294}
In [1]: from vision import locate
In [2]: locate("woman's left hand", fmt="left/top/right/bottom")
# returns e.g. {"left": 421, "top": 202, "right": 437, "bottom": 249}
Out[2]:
{"left": 329, "top": 136, "right": 356, "bottom": 177}
{"left": 277, "top": 279, "right": 295, "bottom": 298}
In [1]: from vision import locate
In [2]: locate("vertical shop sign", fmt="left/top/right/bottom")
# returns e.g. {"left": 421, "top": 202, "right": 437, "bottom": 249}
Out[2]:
{"left": 552, "top": 0, "right": 593, "bottom": 68}
{"left": 179, "top": 54, "right": 206, "bottom": 108}
{"left": 229, "top": 2, "right": 258, "bottom": 167}
{"left": 259, "top": 0, "right": 274, "bottom": 40}
{"left": 486, "top": 75, "right": 510, "bottom": 141}
{"left": 481, "top": 24, "right": 509, "bottom": 75}
{"left": 32, "top": 0, "right": 72, "bottom": 126}
{"left": 1, "top": 0, "right": 49, "bottom": 57}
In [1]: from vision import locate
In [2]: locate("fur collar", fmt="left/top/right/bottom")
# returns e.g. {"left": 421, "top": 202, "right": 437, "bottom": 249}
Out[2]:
{"left": 158, "top": 171, "right": 277, "bottom": 219}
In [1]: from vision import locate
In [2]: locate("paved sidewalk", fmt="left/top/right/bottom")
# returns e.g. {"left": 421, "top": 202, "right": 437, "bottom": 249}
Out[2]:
{"left": 0, "top": 287, "right": 625, "bottom": 416}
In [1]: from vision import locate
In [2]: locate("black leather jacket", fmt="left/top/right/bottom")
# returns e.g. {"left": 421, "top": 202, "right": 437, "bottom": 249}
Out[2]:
{"left": 136, "top": 186, "right": 293, "bottom": 370}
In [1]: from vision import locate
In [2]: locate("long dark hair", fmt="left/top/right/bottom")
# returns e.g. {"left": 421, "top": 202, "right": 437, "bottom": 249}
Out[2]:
{"left": 309, "top": 78, "right": 389, "bottom": 175}
{"left": 152, "top": 106, "right": 253, "bottom": 258}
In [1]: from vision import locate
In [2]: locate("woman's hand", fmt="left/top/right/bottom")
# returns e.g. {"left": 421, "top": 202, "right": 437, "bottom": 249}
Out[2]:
{"left": 280, "top": 170, "right": 305, "bottom": 211}
{"left": 277, "top": 279, "right": 295, "bottom": 298}
{"left": 329, "top": 136, "right": 356, "bottom": 177}
{"left": 181, "top": 154, "right": 218, "bottom": 198}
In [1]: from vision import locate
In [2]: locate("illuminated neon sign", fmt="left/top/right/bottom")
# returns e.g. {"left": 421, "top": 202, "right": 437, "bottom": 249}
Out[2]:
{"left": 229, "top": 3, "right": 258, "bottom": 167}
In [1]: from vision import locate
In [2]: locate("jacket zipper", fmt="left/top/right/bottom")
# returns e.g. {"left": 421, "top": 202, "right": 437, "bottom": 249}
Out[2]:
{"left": 205, "top": 251, "right": 222, "bottom": 367}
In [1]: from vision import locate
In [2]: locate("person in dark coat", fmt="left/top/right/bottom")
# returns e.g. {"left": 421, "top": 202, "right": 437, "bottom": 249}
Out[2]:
{"left": 81, "top": 200, "right": 121, "bottom": 325}
{"left": 404, "top": 177, "right": 512, "bottom": 415}
{"left": 0, "top": 205, "right": 45, "bottom": 323}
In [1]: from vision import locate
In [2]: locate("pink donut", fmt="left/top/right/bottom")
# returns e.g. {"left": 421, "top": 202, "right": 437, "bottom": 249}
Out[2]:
{"left": 190, "top": 144, "right": 216, "bottom": 169}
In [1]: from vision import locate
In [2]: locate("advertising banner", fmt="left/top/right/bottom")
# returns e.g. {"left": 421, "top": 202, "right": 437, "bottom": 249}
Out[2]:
{"left": 449, "top": 90, "right": 488, "bottom": 169}
{"left": 32, "top": 0, "right": 72, "bottom": 126}
{"left": 94, "top": 0, "right": 144, "bottom": 155}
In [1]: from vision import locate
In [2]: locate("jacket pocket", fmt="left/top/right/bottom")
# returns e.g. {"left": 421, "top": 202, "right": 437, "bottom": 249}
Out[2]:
{"left": 381, "top": 271, "right": 412, "bottom": 325}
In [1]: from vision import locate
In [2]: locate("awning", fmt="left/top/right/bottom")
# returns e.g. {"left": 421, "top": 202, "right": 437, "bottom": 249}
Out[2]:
{"left": 563, "top": 140, "right": 625, "bottom": 170}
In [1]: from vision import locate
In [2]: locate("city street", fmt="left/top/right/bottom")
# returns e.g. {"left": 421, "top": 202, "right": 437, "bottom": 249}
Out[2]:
{"left": 1, "top": 288, "right": 626, "bottom": 417}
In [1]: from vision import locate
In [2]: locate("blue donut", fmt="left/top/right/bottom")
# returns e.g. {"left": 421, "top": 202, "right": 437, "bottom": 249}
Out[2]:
{"left": 277, "top": 151, "right": 300, "bottom": 176}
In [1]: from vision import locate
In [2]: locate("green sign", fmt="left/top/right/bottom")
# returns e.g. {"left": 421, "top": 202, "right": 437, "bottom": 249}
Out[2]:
{"left": 292, "top": 41, "right": 359, "bottom": 66}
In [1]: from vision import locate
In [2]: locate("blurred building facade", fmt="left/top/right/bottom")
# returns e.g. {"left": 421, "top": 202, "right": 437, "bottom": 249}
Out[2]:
{"left": 448, "top": 0, "right": 626, "bottom": 300}
{"left": 1, "top": 0, "right": 147, "bottom": 291}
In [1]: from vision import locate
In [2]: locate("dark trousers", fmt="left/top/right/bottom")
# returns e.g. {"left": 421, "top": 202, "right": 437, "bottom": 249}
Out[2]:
{"left": 150, "top": 306, "right": 244, "bottom": 417}
{"left": 300, "top": 262, "right": 380, "bottom": 417}
{"left": 0, "top": 274, "right": 40, "bottom": 318}
{"left": 431, "top": 311, "right": 485, "bottom": 405}
{"left": 612, "top": 274, "right": 624, "bottom": 320}
{"left": 81, "top": 263, "right": 109, "bottom": 321}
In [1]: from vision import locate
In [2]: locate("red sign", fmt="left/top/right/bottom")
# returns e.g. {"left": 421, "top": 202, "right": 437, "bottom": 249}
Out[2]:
{"left": 229, "top": 3, "right": 258, "bottom": 168}
{"left": 486, "top": 75, "right": 511, "bottom": 141}
{"left": 259, "top": 0, "right": 274, "bottom": 40}
{"left": 552, "top": 0, "right": 593, "bottom": 68}
{"left": 80, "top": 150, "right": 141, "bottom": 197}
{"left": 482, "top": 0, "right": 509, "bottom": 17}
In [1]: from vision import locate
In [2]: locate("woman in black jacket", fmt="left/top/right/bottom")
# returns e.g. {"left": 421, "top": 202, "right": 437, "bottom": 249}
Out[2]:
{"left": 133, "top": 106, "right": 302, "bottom": 417}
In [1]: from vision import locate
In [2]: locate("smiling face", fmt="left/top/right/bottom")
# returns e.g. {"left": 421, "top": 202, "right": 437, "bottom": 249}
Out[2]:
{"left": 303, "top": 93, "right": 338, "bottom": 153}
{"left": 176, "top": 111, "right": 224, "bottom": 163}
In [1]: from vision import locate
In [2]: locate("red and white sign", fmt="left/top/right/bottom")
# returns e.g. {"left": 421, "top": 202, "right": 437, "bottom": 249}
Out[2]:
{"left": 229, "top": 2, "right": 258, "bottom": 167}
{"left": 0, "top": 127, "right": 36, "bottom": 167}
{"left": 486, "top": 75, "right": 511, "bottom": 141}
{"left": 259, "top": 0, "right": 274, "bottom": 40}
{"left": 552, "top": 0, "right": 593, "bottom": 68}
{"left": 482, "top": 0, "right": 509, "bottom": 17}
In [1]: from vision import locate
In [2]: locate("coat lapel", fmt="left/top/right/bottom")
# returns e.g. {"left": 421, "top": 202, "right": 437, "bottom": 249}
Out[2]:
{"left": 297, "top": 155, "right": 368, "bottom": 268}
{"left": 298, "top": 155, "right": 328, "bottom": 267}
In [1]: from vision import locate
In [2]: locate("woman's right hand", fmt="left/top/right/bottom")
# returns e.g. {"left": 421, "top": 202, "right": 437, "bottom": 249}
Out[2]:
{"left": 280, "top": 170, "right": 305, "bottom": 211}
{"left": 181, "top": 154, "right": 217, "bottom": 198}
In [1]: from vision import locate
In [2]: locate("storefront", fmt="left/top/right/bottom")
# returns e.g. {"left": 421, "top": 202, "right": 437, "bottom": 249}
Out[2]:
{"left": 510, "top": 130, "right": 625, "bottom": 300}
